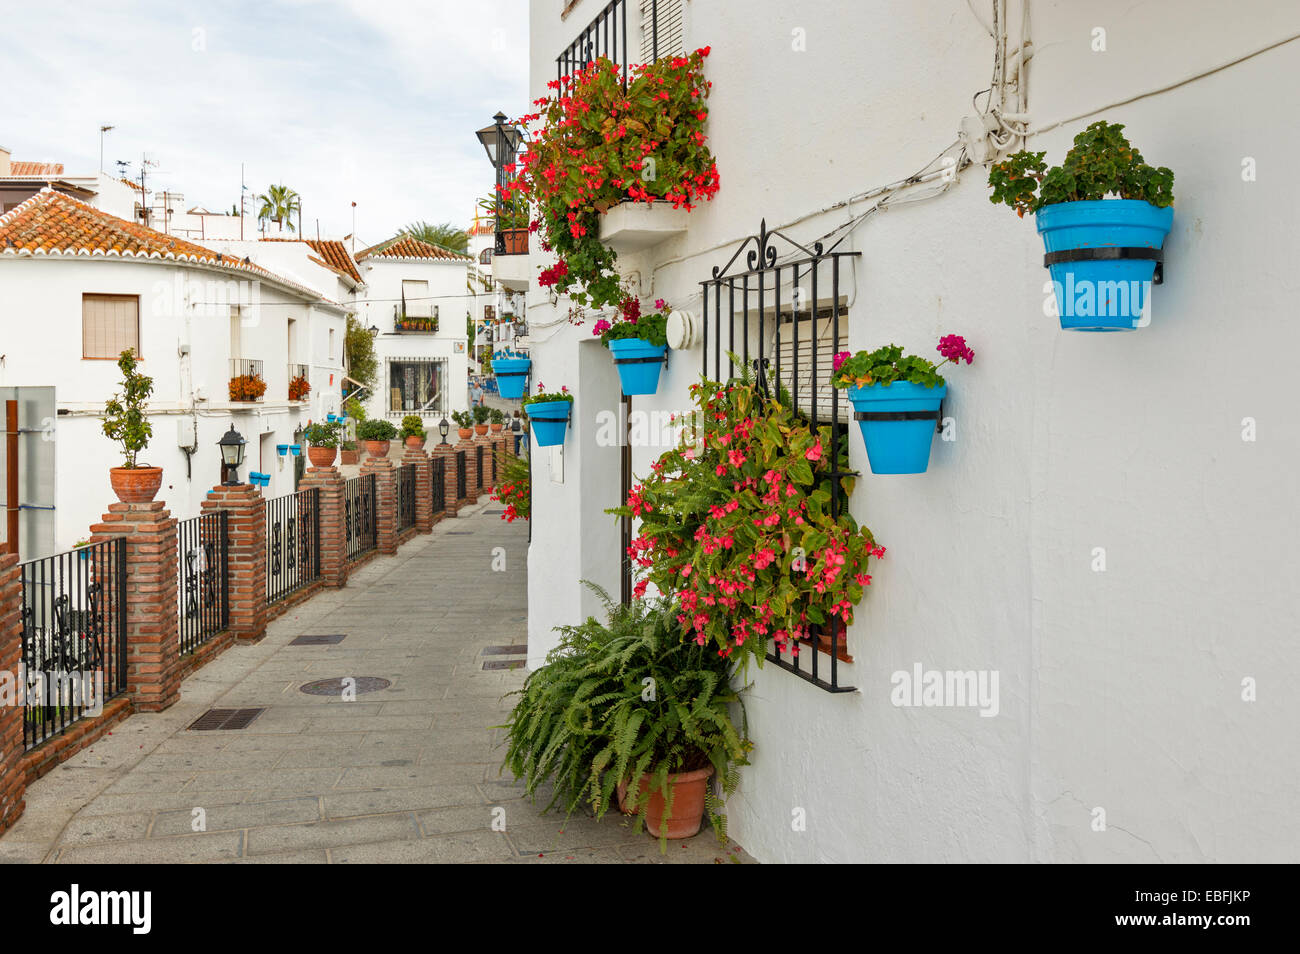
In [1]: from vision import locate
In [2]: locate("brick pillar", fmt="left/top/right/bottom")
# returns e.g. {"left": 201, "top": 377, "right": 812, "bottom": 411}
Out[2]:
{"left": 201, "top": 484, "right": 267, "bottom": 644}
{"left": 403, "top": 445, "right": 433, "bottom": 532}
{"left": 456, "top": 438, "right": 478, "bottom": 505}
{"left": 89, "top": 501, "right": 180, "bottom": 712}
{"left": 362, "top": 452, "right": 398, "bottom": 554}
{"left": 0, "top": 553, "right": 25, "bottom": 835}
{"left": 430, "top": 446, "right": 461, "bottom": 519}
{"left": 298, "top": 465, "right": 347, "bottom": 587}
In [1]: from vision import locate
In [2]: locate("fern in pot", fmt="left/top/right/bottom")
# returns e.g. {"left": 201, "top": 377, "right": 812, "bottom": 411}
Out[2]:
{"left": 500, "top": 584, "right": 750, "bottom": 847}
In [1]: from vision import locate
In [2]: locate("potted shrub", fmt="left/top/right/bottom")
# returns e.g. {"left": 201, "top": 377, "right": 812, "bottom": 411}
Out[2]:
{"left": 501, "top": 585, "right": 750, "bottom": 847}
{"left": 228, "top": 373, "right": 267, "bottom": 402}
{"left": 340, "top": 440, "right": 360, "bottom": 465}
{"left": 489, "top": 408, "right": 505, "bottom": 433}
{"left": 988, "top": 121, "right": 1174, "bottom": 331}
{"left": 479, "top": 193, "right": 530, "bottom": 254}
{"left": 472, "top": 404, "right": 490, "bottom": 436}
{"left": 288, "top": 374, "right": 311, "bottom": 402}
{"left": 493, "top": 349, "right": 531, "bottom": 400}
{"left": 356, "top": 418, "right": 397, "bottom": 458}
{"left": 303, "top": 420, "right": 342, "bottom": 468}
{"left": 594, "top": 297, "right": 670, "bottom": 395}
{"left": 522, "top": 383, "right": 573, "bottom": 447}
{"left": 830, "top": 336, "right": 974, "bottom": 475}
{"left": 400, "top": 414, "right": 427, "bottom": 449}
{"left": 102, "top": 349, "right": 163, "bottom": 503}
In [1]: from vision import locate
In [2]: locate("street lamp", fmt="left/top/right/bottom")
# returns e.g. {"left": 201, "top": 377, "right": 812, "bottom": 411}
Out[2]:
{"left": 367, "top": 324, "right": 379, "bottom": 338}
{"left": 475, "top": 112, "right": 522, "bottom": 166}
{"left": 438, "top": 416, "right": 451, "bottom": 445}
{"left": 218, "top": 424, "right": 247, "bottom": 486}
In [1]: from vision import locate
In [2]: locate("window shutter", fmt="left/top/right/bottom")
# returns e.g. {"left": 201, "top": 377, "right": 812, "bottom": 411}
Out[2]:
{"left": 82, "top": 294, "right": 140, "bottom": 359}
{"left": 774, "top": 308, "right": 849, "bottom": 424}
{"left": 639, "top": 0, "right": 685, "bottom": 64}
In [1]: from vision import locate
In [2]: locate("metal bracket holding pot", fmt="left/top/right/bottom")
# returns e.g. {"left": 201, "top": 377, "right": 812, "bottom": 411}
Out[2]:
{"left": 1043, "top": 246, "right": 1164, "bottom": 284}
{"left": 853, "top": 401, "right": 945, "bottom": 434}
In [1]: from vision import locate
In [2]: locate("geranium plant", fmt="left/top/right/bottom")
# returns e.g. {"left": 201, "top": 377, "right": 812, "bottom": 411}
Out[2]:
{"left": 987, "top": 121, "right": 1174, "bottom": 217}
{"left": 228, "top": 373, "right": 266, "bottom": 402}
{"left": 522, "top": 382, "right": 573, "bottom": 406}
{"left": 288, "top": 374, "right": 311, "bottom": 401}
{"left": 490, "top": 450, "right": 530, "bottom": 522}
{"left": 507, "top": 48, "right": 720, "bottom": 314}
{"left": 613, "top": 374, "right": 883, "bottom": 659}
{"left": 592, "top": 297, "right": 671, "bottom": 348}
{"left": 831, "top": 335, "right": 974, "bottom": 389}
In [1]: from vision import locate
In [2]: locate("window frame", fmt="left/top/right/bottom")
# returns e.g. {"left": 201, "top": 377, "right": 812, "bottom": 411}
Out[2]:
{"left": 81, "top": 293, "right": 142, "bottom": 360}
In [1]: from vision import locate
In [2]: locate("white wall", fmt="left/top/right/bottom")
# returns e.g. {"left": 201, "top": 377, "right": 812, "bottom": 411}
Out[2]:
{"left": 522, "top": 0, "right": 1300, "bottom": 862}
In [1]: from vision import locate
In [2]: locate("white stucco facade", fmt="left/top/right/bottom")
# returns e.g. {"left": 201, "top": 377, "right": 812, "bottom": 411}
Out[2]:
{"left": 518, "top": 0, "right": 1300, "bottom": 863}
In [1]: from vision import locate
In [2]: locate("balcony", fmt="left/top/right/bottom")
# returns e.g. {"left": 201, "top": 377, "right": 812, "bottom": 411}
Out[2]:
{"left": 288, "top": 364, "right": 310, "bottom": 402}
{"left": 492, "top": 232, "right": 531, "bottom": 291}
{"left": 394, "top": 305, "right": 439, "bottom": 334}
{"left": 598, "top": 200, "right": 689, "bottom": 254}
{"left": 228, "top": 358, "right": 266, "bottom": 403}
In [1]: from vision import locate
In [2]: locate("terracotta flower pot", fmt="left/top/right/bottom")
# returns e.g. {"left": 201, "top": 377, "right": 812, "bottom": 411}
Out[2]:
{"left": 474, "top": 424, "right": 489, "bottom": 436}
{"left": 340, "top": 449, "right": 360, "bottom": 465}
{"left": 500, "top": 228, "right": 528, "bottom": 254}
{"left": 363, "top": 439, "right": 391, "bottom": 458}
{"left": 109, "top": 466, "right": 163, "bottom": 504}
{"left": 632, "top": 766, "right": 715, "bottom": 839}
{"left": 307, "top": 445, "right": 337, "bottom": 468}
{"left": 490, "top": 422, "right": 503, "bottom": 433}
{"left": 457, "top": 427, "right": 473, "bottom": 441}
{"left": 405, "top": 436, "right": 426, "bottom": 449}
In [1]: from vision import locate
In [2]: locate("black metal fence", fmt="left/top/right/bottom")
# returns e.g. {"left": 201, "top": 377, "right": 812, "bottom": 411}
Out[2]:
{"left": 397, "top": 464, "right": 417, "bottom": 531}
{"left": 177, "top": 511, "right": 229, "bottom": 655}
{"left": 19, "top": 540, "right": 128, "bottom": 750}
{"left": 476, "top": 445, "right": 485, "bottom": 491}
{"left": 456, "top": 451, "right": 467, "bottom": 500}
{"left": 344, "top": 474, "right": 377, "bottom": 561}
{"left": 558, "top": 0, "right": 631, "bottom": 88}
{"left": 699, "top": 220, "right": 860, "bottom": 694}
{"left": 431, "top": 460, "right": 446, "bottom": 512}
{"left": 266, "top": 488, "right": 321, "bottom": 603}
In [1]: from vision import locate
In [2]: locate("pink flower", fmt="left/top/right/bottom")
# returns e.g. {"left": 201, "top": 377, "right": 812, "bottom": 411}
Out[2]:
{"left": 937, "top": 334, "right": 974, "bottom": 364}
{"left": 833, "top": 351, "right": 851, "bottom": 371}
{"left": 654, "top": 298, "right": 666, "bottom": 310}
{"left": 592, "top": 319, "right": 612, "bottom": 336}
{"left": 805, "top": 439, "right": 822, "bottom": 461}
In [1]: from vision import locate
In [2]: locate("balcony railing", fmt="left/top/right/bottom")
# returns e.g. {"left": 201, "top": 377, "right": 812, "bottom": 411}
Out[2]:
{"left": 288, "top": 363, "right": 310, "bottom": 401}
{"left": 558, "top": 0, "right": 637, "bottom": 89}
{"left": 394, "top": 305, "right": 439, "bottom": 333}
{"left": 493, "top": 228, "right": 529, "bottom": 257}
{"left": 229, "top": 358, "right": 266, "bottom": 403}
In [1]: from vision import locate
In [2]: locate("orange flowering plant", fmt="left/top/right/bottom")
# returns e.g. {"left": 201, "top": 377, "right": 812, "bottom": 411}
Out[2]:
{"left": 611, "top": 375, "right": 884, "bottom": 660}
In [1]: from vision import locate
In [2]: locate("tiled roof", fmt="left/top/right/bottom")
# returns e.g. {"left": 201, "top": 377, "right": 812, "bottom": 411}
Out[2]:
{"left": 9, "top": 161, "right": 64, "bottom": 176}
{"left": 356, "top": 236, "right": 473, "bottom": 263}
{"left": 0, "top": 188, "right": 329, "bottom": 302}
{"left": 260, "top": 236, "right": 363, "bottom": 284}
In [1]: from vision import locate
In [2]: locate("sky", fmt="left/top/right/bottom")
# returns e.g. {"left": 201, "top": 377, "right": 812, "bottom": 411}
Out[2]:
{"left": 0, "top": 0, "right": 529, "bottom": 245}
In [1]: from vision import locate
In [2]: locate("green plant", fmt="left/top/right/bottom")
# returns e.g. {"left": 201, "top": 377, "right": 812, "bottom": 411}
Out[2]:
{"left": 500, "top": 583, "right": 749, "bottom": 847}
{"left": 341, "top": 439, "right": 357, "bottom": 451}
{"left": 987, "top": 121, "right": 1174, "bottom": 217}
{"left": 356, "top": 418, "right": 397, "bottom": 441}
{"left": 342, "top": 395, "right": 367, "bottom": 422}
{"left": 490, "top": 450, "right": 530, "bottom": 521}
{"left": 399, "top": 415, "right": 426, "bottom": 440}
{"left": 472, "top": 404, "right": 490, "bottom": 425}
{"left": 522, "top": 382, "right": 573, "bottom": 406}
{"left": 401, "top": 220, "right": 469, "bottom": 254}
{"left": 489, "top": 408, "right": 505, "bottom": 426}
{"left": 613, "top": 370, "right": 883, "bottom": 660}
{"left": 102, "top": 349, "right": 154, "bottom": 468}
{"left": 303, "top": 420, "right": 343, "bottom": 446}
{"left": 593, "top": 296, "right": 670, "bottom": 348}
{"left": 831, "top": 335, "right": 975, "bottom": 390}
{"left": 508, "top": 48, "right": 719, "bottom": 315}
{"left": 477, "top": 194, "right": 529, "bottom": 231}
{"left": 345, "top": 315, "right": 379, "bottom": 390}
{"left": 451, "top": 409, "right": 474, "bottom": 429}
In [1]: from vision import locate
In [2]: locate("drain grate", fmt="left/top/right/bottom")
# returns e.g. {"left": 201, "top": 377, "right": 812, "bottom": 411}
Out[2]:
{"left": 484, "top": 509, "right": 505, "bottom": 515}
{"left": 482, "top": 644, "right": 528, "bottom": 656}
{"left": 189, "top": 708, "right": 266, "bottom": 731}
{"left": 483, "top": 659, "right": 525, "bottom": 671}
{"left": 299, "top": 676, "right": 392, "bottom": 696}
{"left": 290, "top": 634, "right": 347, "bottom": 646}
{"left": 447, "top": 531, "right": 474, "bottom": 535}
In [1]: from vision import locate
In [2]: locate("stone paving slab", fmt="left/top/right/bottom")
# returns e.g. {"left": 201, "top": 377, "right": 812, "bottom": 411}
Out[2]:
{"left": 3, "top": 498, "right": 754, "bottom": 864}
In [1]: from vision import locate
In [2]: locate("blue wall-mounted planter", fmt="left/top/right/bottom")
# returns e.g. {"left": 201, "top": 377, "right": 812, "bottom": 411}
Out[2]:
{"left": 525, "top": 400, "right": 572, "bottom": 447}
{"left": 608, "top": 338, "right": 667, "bottom": 395}
{"left": 276, "top": 443, "right": 289, "bottom": 456}
{"left": 848, "top": 381, "right": 946, "bottom": 475}
{"left": 1036, "top": 199, "right": 1173, "bottom": 332}
{"left": 494, "top": 357, "right": 531, "bottom": 400}
{"left": 289, "top": 444, "right": 302, "bottom": 456}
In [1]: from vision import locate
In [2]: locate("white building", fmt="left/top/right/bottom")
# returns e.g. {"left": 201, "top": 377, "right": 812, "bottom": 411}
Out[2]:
{"left": 514, "top": 0, "right": 1299, "bottom": 863}
{"left": 0, "top": 189, "right": 348, "bottom": 557}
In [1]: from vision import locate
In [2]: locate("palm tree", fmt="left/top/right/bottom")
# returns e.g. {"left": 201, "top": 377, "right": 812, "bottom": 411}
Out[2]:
{"left": 257, "top": 184, "right": 301, "bottom": 233}
{"left": 401, "top": 221, "right": 469, "bottom": 254}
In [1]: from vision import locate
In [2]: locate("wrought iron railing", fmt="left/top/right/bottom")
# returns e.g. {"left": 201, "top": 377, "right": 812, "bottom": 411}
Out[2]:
{"left": 266, "top": 488, "right": 321, "bottom": 603}
{"left": 228, "top": 358, "right": 265, "bottom": 402}
{"left": 476, "top": 445, "right": 485, "bottom": 491}
{"left": 393, "top": 304, "right": 439, "bottom": 333}
{"left": 456, "top": 451, "right": 467, "bottom": 500}
{"left": 697, "top": 220, "right": 861, "bottom": 693}
{"left": 177, "top": 511, "right": 229, "bottom": 655}
{"left": 558, "top": 0, "right": 635, "bottom": 88}
{"left": 344, "top": 474, "right": 377, "bottom": 561}
{"left": 397, "top": 464, "right": 417, "bottom": 531}
{"left": 19, "top": 539, "right": 127, "bottom": 750}
{"left": 288, "top": 363, "right": 310, "bottom": 401}
{"left": 431, "top": 459, "right": 446, "bottom": 512}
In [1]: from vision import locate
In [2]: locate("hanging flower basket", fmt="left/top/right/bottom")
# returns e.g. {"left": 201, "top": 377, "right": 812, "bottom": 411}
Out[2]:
{"left": 494, "top": 356, "right": 531, "bottom": 399}
{"left": 595, "top": 299, "right": 671, "bottom": 396}
{"left": 523, "top": 384, "right": 573, "bottom": 447}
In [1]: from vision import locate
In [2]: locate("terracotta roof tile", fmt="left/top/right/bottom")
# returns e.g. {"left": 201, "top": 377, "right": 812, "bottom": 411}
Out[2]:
{"left": 9, "top": 161, "right": 64, "bottom": 176}
{"left": 355, "top": 235, "right": 472, "bottom": 263}
{"left": 260, "top": 236, "right": 363, "bottom": 284}
{"left": 0, "top": 188, "right": 331, "bottom": 302}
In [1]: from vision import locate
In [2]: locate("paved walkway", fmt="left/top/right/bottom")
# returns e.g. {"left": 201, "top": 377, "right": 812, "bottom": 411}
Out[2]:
{"left": 0, "top": 498, "right": 750, "bottom": 864}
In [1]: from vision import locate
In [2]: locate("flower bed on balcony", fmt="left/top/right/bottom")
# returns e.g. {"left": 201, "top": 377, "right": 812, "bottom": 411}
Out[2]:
{"left": 288, "top": 374, "right": 311, "bottom": 401}
{"left": 229, "top": 374, "right": 266, "bottom": 402}
{"left": 395, "top": 316, "right": 438, "bottom": 333}
{"left": 507, "top": 47, "right": 719, "bottom": 316}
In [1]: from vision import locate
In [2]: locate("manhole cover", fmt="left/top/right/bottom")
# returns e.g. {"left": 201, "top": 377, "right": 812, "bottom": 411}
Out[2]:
{"left": 482, "top": 644, "right": 528, "bottom": 656}
{"left": 290, "top": 634, "right": 346, "bottom": 646}
{"left": 298, "top": 677, "right": 392, "bottom": 696}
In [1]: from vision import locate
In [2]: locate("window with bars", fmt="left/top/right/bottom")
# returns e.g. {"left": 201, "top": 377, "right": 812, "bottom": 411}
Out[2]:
{"left": 638, "top": 0, "right": 684, "bottom": 63}
{"left": 774, "top": 305, "right": 851, "bottom": 425}
{"left": 387, "top": 357, "right": 447, "bottom": 416}
{"left": 82, "top": 294, "right": 140, "bottom": 359}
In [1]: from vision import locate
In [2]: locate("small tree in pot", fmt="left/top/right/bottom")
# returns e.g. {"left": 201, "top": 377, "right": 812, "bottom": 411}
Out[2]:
{"left": 451, "top": 410, "right": 474, "bottom": 441}
{"left": 103, "top": 349, "right": 162, "bottom": 502}
{"left": 356, "top": 418, "right": 397, "bottom": 458}
{"left": 303, "top": 420, "right": 343, "bottom": 468}
{"left": 471, "top": 404, "right": 490, "bottom": 436}
{"left": 400, "top": 414, "right": 427, "bottom": 449}
{"left": 489, "top": 407, "right": 505, "bottom": 432}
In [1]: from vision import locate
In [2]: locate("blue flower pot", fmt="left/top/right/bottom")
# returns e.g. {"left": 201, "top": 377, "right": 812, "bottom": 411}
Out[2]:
{"left": 276, "top": 443, "right": 289, "bottom": 456}
{"left": 494, "top": 357, "right": 531, "bottom": 400}
{"left": 525, "top": 400, "right": 572, "bottom": 447}
{"left": 847, "top": 381, "right": 946, "bottom": 475}
{"left": 608, "top": 338, "right": 667, "bottom": 395}
{"left": 1036, "top": 199, "right": 1173, "bottom": 332}
{"left": 289, "top": 444, "right": 302, "bottom": 456}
